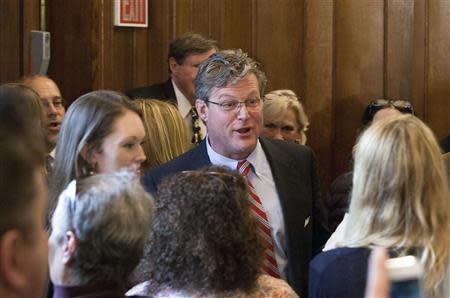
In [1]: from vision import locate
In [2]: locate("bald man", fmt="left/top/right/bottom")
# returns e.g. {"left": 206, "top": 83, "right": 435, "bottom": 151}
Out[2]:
{"left": 22, "top": 76, "right": 65, "bottom": 169}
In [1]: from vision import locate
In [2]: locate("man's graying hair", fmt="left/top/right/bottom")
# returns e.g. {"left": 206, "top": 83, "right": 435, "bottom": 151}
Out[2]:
{"left": 195, "top": 49, "right": 267, "bottom": 101}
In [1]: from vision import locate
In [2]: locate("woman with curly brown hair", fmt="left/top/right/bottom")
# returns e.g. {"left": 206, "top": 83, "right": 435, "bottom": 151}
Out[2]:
{"left": 128, "top": 166, "right": 298, "bottom": 297}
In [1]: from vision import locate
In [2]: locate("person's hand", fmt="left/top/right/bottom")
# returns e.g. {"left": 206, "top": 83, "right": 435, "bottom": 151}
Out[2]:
{"left": 365, "top": 247, "right": 390, "bottom": 298}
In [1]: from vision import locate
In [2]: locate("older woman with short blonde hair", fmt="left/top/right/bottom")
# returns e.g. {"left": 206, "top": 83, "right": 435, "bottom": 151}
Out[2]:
{"left": 262, "top": 90, "right": 309, "bottom": 145}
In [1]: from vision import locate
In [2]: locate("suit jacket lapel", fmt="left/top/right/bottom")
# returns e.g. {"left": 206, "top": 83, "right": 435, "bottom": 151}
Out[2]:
{"left": 164, "top": 79, "right": 177, "bottom": 105}
{"left": 259, "top": 138, "right": 309, "bottom": 229}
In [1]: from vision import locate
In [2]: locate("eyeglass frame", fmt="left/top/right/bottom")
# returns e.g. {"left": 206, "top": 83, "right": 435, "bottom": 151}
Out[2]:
{"left": 41, "top": 97, "right": 65, "bottom": 111}
{"left": 204, "top": 97, "right": 263, "bottom": 112}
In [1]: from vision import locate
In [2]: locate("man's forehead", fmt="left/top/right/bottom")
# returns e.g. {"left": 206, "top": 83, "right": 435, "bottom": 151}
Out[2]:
{"left": 27, "top": 78, "right": 61, "bottom": 98}
{"left": 210, "top": 75, "right": 260, "bottom": 98}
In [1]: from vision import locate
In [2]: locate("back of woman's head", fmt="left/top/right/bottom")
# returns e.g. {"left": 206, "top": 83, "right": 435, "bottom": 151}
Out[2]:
{"left": 50, "top": 91, "right": 139, "bottom": 218}
{"left": 346, "top": 114, "right": 449, "bottom": 296}
{"left": 0, "top": 83, "right": 45, "bottom": 150}
{"left": 146, "top": 166, "right": 262, "bottom": 294}
{"left": 134, "top": 99, "right": 190, "bottom": 170}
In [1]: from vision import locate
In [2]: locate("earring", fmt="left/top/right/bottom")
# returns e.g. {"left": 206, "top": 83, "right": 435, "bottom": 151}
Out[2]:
{"left": 89, "top": 162, "right": 98, "bottom": 176}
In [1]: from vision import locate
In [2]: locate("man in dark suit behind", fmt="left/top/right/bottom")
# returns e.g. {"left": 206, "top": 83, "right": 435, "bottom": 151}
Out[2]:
{"left": 126, "top": 32, "right": 217, "bottom": 144}
{"left": 143, "top": 49, "right": 329, "bottom": 297}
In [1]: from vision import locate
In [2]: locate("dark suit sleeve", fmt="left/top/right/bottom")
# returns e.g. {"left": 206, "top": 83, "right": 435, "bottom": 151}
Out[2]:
{"left": 142, "top": 170, "right": 159, "bottom": 194}
{"left": 310, "top": 150, "right": 330, "bottom": 255}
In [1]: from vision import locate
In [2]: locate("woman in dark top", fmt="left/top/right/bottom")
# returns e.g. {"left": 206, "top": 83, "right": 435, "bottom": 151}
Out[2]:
{"left": 310, "top": 115, "right": 449, "bottom": 298}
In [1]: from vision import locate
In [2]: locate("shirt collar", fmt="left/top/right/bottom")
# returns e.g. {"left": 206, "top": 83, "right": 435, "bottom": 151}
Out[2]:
{"left": 206, "top": 137, "right": 264, "bottom": 177}
{"left": 172, "top": 79, "right": 192, "bottom": 119}
{"left": 49, "top": 148, "right": 56, "bottom": 159}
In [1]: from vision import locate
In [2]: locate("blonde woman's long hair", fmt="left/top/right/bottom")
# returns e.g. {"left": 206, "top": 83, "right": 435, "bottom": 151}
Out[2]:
{"left": 344, "top": 114, "right": 449, "bottom": 297}
{"left": 135, "top": 99, "right": 190, "bottom": 171}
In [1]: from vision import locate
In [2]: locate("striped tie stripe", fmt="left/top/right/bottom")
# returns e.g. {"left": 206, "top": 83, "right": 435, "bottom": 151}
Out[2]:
{"left": 237, "top": 160, "right": 280, "bottom": 278}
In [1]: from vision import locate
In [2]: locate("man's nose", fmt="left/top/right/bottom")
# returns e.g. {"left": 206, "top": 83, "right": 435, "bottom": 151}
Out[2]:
{"left": 46, "top": 103, "right": 58, "bottom": 115}
{"left": 236, "top": 102, "right": 250, "bottom": 119}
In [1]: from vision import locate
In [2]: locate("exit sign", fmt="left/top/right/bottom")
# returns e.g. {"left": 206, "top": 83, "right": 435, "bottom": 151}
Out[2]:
{"left": 114, "top": 0, "right": 148, "bottom": 27}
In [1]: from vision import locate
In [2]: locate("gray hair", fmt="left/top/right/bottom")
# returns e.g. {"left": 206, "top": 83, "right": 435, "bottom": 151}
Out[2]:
{"left": 195, "top": 49, "right": 267, "bottom": 101}
{"left": 50, "top": 171, "right": 154, "bottom": 286}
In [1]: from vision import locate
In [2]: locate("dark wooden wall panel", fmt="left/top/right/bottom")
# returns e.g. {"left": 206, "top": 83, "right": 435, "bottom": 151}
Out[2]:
{"left": 146, "top": 0, "right": 172, "bottom": 84}
{"left": 22, "top": 0, "right": 41, "bottom": 75}
{"left": 333, "top": 0, "right": 385, "bottom": 176}
{"left": 210, "top": 0, "right": 254, "bottom": 52}
{"left": 385, "top": 0, "right": 414, "bottom": 101}
{"left": 0, "top": 0, "right": 21, "bottom": 83}
{"left": 304, "top": 0, "right": 334, "bottom": 189}
{"left": 255, "top": 0, "right": 304, "bottom": 94}
{"left": 46, "top": 0, "right": 98, "bottom": 102}
{"left": 411, "top": 0, "right": 426, "bottom": 120}
{"left": 0, "top": 0, "right": 40, "bottom": 83}
{"left": 426, "top": 0, "right": 450, "bottom": 139}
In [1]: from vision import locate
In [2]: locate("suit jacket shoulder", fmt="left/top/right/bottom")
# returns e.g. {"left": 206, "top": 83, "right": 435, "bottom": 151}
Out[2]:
{"left": 142, "top": 140, "right": 210, "bottom": 193}
{"left": 126, "top": 79, "right": 176, "bottom": 103}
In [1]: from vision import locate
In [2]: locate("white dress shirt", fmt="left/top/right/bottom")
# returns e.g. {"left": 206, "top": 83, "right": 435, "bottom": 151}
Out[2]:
{"left": 206, "top": 138, "right": 288, "bottom": 279}
{"left": 172, "top": 80, "right": 207, "bottom": 143}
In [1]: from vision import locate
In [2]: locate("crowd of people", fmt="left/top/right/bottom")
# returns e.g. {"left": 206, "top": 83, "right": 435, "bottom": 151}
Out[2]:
{"left": 0, "top": 32, "right": 449, "bottom": 298}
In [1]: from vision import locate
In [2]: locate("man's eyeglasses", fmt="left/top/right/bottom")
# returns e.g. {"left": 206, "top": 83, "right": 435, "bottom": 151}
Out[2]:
{"left": 205, "top": 98, "right": 262, "bottom": 112}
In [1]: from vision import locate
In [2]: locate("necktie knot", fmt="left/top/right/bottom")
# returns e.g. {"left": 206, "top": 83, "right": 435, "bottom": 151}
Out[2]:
{"left": 190, "top": 107, "right": 202, "bottom": 145}
{"left": 237, "top": 160, "right": 252, "bottom": 177}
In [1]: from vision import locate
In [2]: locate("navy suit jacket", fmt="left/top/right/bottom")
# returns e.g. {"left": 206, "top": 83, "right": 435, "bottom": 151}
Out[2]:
{"left": 126, "top": 79, "right": 177, "bottom": 105}
{"left": 142, "top": 137, "right": 329, "bottom": 297}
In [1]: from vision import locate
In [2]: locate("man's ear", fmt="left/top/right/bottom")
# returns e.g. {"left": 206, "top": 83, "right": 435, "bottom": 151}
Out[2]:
{"left": 62, "top": 231, "right": 77, "bottom": 265}
{"left": 196, "top": 99, "right": 208, "bottom": 123}
{"left": 0, "top": 230, "right": 29, "bottom": 290}
{"left": 169, "top": 57, "right": 179, "bottom": 73}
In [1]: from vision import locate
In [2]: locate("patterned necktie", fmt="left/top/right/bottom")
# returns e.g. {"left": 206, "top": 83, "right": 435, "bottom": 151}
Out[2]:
{"left": 46, "top": 154, "right": 54, "bottom": 176}
{"left": 190, "top": 107, "right": 202, "bottom": 145}
{"left": 237, "top": 160, "right": 280, "bottom": 278}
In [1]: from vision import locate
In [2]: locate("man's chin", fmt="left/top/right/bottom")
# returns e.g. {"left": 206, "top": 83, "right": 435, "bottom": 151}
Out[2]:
{"left": 46, "top": 137, "right": 58, "bottom": 152}
{"left": 231, "top": 139, "right": 257, "bottom": 159}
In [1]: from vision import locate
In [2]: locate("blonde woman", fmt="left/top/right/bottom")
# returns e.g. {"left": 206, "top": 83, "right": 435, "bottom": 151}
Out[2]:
{"left": 135, "top": 99, "right": 190, "bottom": 171}
{"left": 262, "top": 89, "right": 309, "bottom": 145}
{"left": 309, "top": 115, "right": 449, "bottom": 298}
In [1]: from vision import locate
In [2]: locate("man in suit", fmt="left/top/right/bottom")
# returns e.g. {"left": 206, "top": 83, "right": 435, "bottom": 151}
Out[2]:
{"left": 143, "top": 49, "right": 329, "bottom": 297}
{"left": 126, "top": 32, "right": 218, "bottom": 144}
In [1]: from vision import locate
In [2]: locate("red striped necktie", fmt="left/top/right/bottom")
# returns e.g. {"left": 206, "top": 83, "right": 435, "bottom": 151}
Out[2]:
{"left": 237, "top": 160, "right": 280, "bottom": 278}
